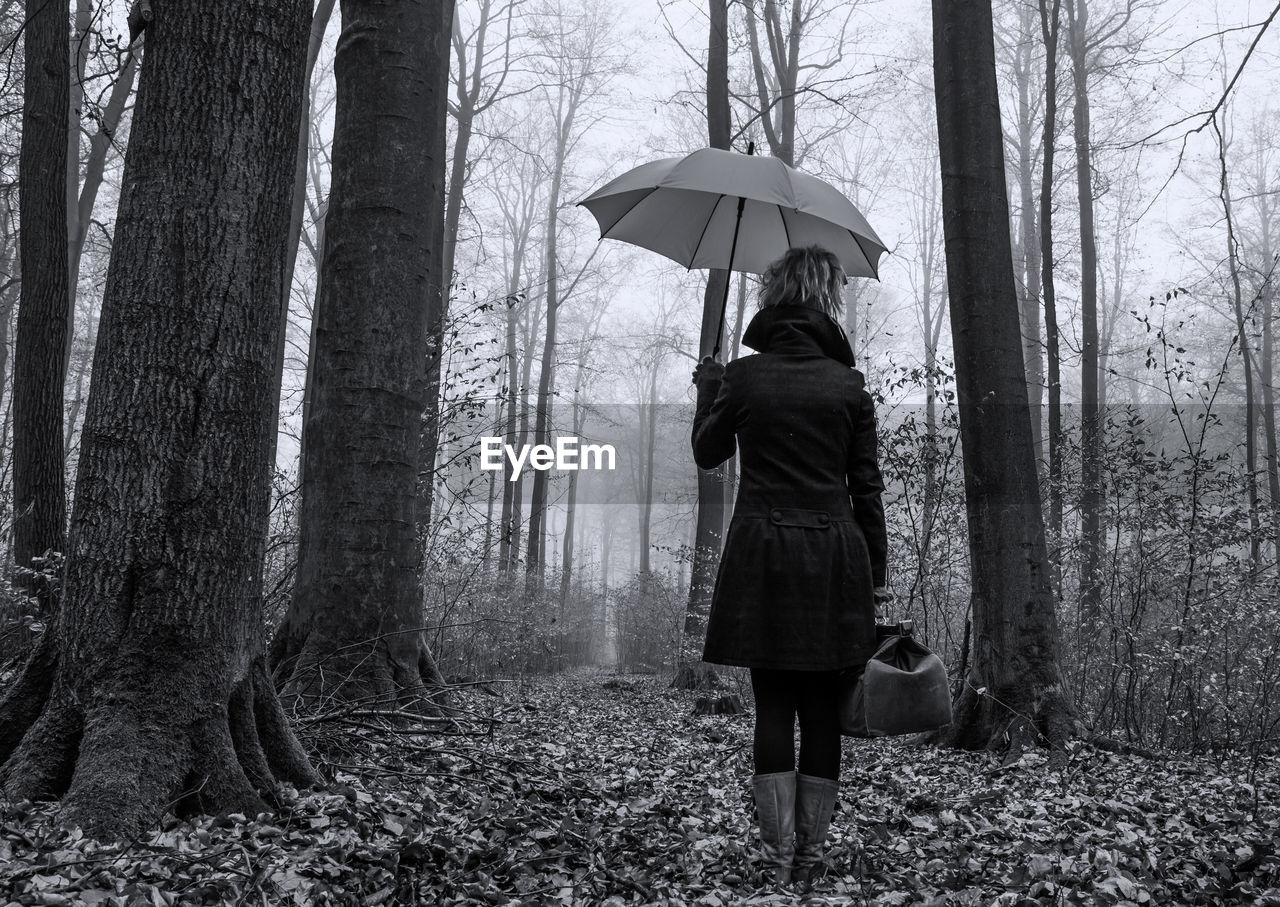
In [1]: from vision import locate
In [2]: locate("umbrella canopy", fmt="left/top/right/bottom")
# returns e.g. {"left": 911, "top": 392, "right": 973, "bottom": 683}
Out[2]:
{"left": 577, "top": 147, "right": 887, "bottom": 278}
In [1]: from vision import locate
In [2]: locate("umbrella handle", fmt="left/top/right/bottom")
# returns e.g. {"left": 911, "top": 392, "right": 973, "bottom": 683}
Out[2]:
{"left": 712, "top": 195, "right": 747, "bottom": 360}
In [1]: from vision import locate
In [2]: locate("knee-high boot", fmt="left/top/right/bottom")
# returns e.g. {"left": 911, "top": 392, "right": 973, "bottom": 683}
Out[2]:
{"left": 793, "top": 773, "right": 840, "bottom": 885}
{"left": 750, "top": 771, "right": 796, "bottom": 885}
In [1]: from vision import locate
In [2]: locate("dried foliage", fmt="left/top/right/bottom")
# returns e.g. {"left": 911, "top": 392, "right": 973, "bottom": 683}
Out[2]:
{"left": 3, "top": 672, "right": 1278, "bottom": 905}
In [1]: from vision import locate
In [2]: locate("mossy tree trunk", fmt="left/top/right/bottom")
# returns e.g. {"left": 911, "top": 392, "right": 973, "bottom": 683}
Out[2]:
{"left": 270, "top": 0, "right": 452, "bottom": 709}
{"left": 930, "top": 0, "right": 1075, "bottom": 759}
{"left": 0, "top": 0, "right": 318, "bottom": 839}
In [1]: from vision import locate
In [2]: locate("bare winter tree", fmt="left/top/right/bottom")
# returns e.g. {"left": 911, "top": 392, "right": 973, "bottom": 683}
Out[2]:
{"left": 0, "top": 1, "right": 318, "bottom": 838}
{"left": 931, "top": 0, "right": 1075, "bottom": 757}
{"left": 524, "top": 0, "right": 619, "bottom": 589}
{"left": 271, "top": 0, "right": 454, "bottom": 707}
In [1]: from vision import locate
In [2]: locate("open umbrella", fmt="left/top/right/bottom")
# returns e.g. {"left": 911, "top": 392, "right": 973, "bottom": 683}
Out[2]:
{"left": 577, "top": 144, "right": 887, "bottom": 356}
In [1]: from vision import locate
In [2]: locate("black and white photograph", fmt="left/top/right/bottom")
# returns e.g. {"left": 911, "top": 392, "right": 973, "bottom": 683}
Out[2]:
{"left": 1, "top": 0, "right": 1279, "bottom": 903}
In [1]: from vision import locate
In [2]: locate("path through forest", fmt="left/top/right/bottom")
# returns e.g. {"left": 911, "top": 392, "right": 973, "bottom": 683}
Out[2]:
{"left": 3, "top": 671, "right": 1279, "bottom": 905}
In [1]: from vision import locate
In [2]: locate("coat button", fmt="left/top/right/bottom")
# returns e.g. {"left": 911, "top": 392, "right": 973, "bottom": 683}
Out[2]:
{"left": 818, "top": 513, "right": 829, "bottom": 525}
{"left": 771, "top": 509, "right": 782, "bottom": 521}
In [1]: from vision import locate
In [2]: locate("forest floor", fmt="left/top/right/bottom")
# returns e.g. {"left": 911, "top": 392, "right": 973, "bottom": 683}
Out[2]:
{"left": 2, "top": 669, "right": 1279, "bottom": 906}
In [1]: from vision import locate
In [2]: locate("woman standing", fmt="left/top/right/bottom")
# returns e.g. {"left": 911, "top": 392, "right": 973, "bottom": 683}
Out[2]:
{"left": 691, "top": 245, "right": 890, "bottom": 888}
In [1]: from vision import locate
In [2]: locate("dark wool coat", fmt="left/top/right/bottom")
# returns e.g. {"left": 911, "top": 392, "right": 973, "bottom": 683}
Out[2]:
{"left": 692, "top": 304, "right": 887, "bottom": 671}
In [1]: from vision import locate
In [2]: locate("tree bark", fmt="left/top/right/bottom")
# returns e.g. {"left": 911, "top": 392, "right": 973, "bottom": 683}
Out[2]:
{"left": 1065, "top": 0, "right": 1103, "bottom": 623}
{"left": 930, "top": 0, "right": 1074, "bottom": 757}
{"left": 1039, "top": 0, "right": 1064, "bottom": 575}
{"left": 1216, "top": 118, "right": 1260, "bottom": 563}
{"left": 271, "top": 0, "right": 453, "bottom": 710}
{"left": 1012, "top": 0, "right": 1045, "bottom": 463}
{"left": 416, "top": 0, "right": 461, "bottom": 537}
{"left": 0, "top": 0, "right": 318, "bottom": 839}
{"left": 12, "top": 0, "right": 71, "bottom": 591}
{"left": 680, "top": 0, "right": 729, "bottom": 688}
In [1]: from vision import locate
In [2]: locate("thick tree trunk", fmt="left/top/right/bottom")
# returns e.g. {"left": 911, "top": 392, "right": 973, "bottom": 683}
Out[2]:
{"left": 0, "top": 1, "right": 317, "bottom": 839}
{"left": 930, "top": 0, "right": 1074, "bottom": 757}
{"left": 1066, "top": 0, "right": 1103, "bottom": 623}
{"left": 416, "top": 0, "right": 460, "bottom": 537}
{"left": 271, "top": 0, "right": 453, "bottom": 710}
{"left": 12, "top": 0, "right": 71, "bottom": 592}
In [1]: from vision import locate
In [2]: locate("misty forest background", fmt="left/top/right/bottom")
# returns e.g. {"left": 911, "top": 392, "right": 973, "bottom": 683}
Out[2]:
{"left": 1, "top": 0, "right": 1280, "bottom": 903}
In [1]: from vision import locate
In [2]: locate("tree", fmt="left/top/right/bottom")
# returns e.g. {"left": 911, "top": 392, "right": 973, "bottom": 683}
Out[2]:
{"left": 739, "top": 0, "right": 864, "bottom": 168}
{"left": 1039, "top": 0, "right": 1065, "bottom": 551}
{"left": 0, "top": 0, "right": 317, "bottom": 838}
{"left": 12, "top": 0, "right": 71, "bottom": 594}
{"left": 931, "top": 0, "right": 1075, "bottom": 757}
{"left": 270, "top": 0, "right": 454, "bottom": 708}
{"left": 679, "top": 0, "right": 730, "bottom": 688}
{"left": 997, "top": 0, "right": 1046, "bottom": 460}
{"left": 524, "top": 0, "right": 617, "bottom": 589}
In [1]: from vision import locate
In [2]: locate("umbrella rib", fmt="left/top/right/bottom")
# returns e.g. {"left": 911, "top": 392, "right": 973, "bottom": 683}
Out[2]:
{"left": 689, "top": 192, "right": 727, "bottom": 270}
{"left": 600, "top": 187, "right": 660, "bottom": 236}
{"left": 780, "top": 206, "right": 793, "bottom": 251}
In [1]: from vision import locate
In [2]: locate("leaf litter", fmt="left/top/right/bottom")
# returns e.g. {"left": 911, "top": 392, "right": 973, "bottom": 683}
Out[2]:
{"left": 2, "top": 670, "right": 1278, "bottom": 905}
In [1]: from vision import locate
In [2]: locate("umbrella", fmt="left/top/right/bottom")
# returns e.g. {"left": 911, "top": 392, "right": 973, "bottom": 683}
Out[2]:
{"left": 577, "top": 143, "right": 887, "bottom": 355}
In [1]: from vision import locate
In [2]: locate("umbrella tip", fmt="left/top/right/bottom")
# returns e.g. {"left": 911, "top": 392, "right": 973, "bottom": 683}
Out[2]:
{"left": 747, "top": 141, "right": 756, "bottom": 156}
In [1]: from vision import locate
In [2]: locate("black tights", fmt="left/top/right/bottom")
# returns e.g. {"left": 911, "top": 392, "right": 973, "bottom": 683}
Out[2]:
{"left": 750, "top": 667, "right": 856, "bottom": 781}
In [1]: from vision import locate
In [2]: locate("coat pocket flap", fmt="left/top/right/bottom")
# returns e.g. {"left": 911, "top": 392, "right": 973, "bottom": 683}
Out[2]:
{"left": 768, "top": 508, "right": 831, "bottom": 528}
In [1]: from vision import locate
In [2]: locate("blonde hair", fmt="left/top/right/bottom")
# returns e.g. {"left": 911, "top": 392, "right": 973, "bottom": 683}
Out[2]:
{"left": 759, "top": 246, "right": 845, "bottom": 317}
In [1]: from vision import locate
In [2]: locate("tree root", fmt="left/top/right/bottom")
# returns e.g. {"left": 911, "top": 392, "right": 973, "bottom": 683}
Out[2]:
{"left": 272, "top": 625, "right": 448, "bottom": 719}
{"left": 0, "top": 647, "right": 318, "bottom": 839}
{"left": 0, "top": 627, "right": 59, "bottom": 766}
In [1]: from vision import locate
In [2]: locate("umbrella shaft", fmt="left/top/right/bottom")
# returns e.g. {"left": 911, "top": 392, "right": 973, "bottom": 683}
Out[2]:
{"left": 713, "top": 196, "right": 747, "bottom": 359}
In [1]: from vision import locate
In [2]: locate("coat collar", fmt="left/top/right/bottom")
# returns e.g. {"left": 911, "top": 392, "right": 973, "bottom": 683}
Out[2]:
{"left": 741, "top": 304, "right": 856, "bottom": 367}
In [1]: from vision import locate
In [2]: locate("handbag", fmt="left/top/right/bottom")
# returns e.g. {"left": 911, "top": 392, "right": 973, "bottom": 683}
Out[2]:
{"left": 839, "top": 620, "right": 953, "bottom": 737}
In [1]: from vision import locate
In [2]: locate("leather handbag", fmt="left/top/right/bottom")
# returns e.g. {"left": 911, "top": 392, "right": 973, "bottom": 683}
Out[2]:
{"left": 839, "top": 620, "right": 953, "bottom": 737}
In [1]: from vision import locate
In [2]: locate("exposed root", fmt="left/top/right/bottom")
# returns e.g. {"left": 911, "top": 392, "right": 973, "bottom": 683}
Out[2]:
{"left": 58, "top": 696, "right": 193, "bottom": 838}
{"left": 274, "top": 626, "right": 448, "bottom": 721}
{"left": 178, "top": 716, "right": 268, "bottom": 821}
{"left": 0, "top": 627, "right": 58, "bottom": 766}
{"left": 1, "top": 690, "right": 83, "bottom": 802}
{"left": 250, "top": 659, "right": 321, "bottom": 789}
{"left": 228, "top": 674, "right": 277, "bottom": 796}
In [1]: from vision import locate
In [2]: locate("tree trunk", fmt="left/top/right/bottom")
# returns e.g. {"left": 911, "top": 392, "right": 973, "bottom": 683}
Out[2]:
{"left": 930, "top": 0, "right": 1074, "bottom": 757}
{"left": 70, "top": 49, "right": 140, "bottom": 318}
{"left": 271, "top": 0, "right": 453, "bottom": 709}
{"left": 282, "top": 0, "right": 336, "bottom": 314}
{"left": 1039, "top": 0, "right": 1064, "bottom": 576}
{"left": 1065, "top": 0, "right": 1103, "bottom": 621}
{"left": 416, "top": 0, "right": 462, "bottom": 538}
{"left": 499, "top": 291, "right": 522, "bottom": 574}
{"left": 1013, "top": 0, "right": 1044, "bottom": 462}
{"left": 12, "top": 0, "right": 71, "bottom": 591}
{"left": 0, "top": 1, "right": 318, "bottom": 839}
{"left": 638, "top": 361, "right": 659, "bottom": 575}
{"left": 63, "top": 0, "right": 90, "bottom": 377}
{"left": 1216, "top": 118, "right": 1260, "bottom": 563}
{"left": 682, "top": 0, "right": 729, "bottom": 684}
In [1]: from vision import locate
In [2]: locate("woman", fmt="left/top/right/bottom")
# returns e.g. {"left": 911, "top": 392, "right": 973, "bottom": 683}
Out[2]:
{"left": 691, "top": 245, "right": 890, "bottom": 888}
